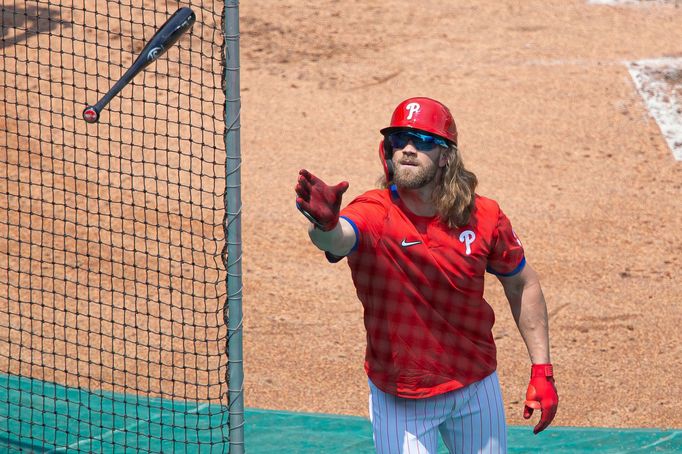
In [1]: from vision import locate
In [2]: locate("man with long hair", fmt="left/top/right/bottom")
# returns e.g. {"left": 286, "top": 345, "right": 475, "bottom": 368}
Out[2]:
{"left": 295, "top": 97, "right": 558, "bottom": 454}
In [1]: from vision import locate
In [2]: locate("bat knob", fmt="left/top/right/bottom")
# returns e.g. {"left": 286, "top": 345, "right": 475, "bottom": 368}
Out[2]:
{"left": 83, "top": 106, "right": 99, "bottom": 123}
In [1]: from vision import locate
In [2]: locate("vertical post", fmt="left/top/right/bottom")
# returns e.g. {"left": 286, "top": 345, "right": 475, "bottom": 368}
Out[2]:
{"left": 224, "top": 0, "right": 244, "bottom": 452}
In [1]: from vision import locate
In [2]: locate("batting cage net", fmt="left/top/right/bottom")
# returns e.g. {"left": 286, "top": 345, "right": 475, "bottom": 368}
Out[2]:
{"left": 1, "top": 1, "right": 232, "bottom": 451}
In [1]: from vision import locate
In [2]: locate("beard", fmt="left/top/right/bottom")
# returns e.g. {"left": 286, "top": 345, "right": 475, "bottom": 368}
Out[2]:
{"left": 392, "top": 159, "right": 439, "bottom": 189}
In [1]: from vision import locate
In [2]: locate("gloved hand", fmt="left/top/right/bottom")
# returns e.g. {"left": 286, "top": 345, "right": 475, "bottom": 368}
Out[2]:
{"left": 295, "top": 169, "right": 349, "bottom": 231}
{"left": 524, "top": 363, "right": 558, "bottom": 434}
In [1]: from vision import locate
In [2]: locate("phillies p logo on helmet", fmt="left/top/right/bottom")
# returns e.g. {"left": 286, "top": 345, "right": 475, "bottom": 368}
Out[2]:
{"left": 405, "top": 102, "right": 421, "bottom": 120}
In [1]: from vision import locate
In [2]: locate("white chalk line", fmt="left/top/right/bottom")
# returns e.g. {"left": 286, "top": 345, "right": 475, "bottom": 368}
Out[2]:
{"left": 627, "top": 57, "right": 682, "bottom": 160}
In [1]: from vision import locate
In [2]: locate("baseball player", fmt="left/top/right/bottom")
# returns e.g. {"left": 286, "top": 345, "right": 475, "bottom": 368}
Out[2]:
{"left": 295, "top": 97, "right": 558, "bottom": 453}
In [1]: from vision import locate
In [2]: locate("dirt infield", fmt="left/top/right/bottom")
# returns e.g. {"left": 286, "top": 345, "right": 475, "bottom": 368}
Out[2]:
{"left": 0, "top": 0, "right": 229, "bottom": 404}
{"left": 1, "top": 0, "right": 681, "bottom": 436}
{"left": 238, "top": 0, "right": 682, "bottom": 430}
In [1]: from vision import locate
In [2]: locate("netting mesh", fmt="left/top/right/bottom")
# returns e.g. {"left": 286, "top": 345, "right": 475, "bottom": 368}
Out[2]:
{"left": 1, "top": 1, "right": 229, "bottom": 451}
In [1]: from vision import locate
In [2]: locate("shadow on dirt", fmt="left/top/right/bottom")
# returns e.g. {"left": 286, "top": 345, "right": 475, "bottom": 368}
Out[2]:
{"left": 1, "top": 4, "right": 69, "bottom": 50}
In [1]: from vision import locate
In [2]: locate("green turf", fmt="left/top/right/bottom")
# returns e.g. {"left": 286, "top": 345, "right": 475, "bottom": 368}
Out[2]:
{"left": 1, "top": 374, "right": 680, "bottom": 453}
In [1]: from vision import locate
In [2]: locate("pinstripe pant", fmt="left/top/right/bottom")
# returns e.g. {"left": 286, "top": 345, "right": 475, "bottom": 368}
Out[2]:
{"left": 368, "top": 371, "right": 507, "bottom": 454}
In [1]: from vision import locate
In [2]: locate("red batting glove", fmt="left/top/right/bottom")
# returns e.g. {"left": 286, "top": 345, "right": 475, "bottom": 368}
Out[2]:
{"left": 523, "top": 364, "right": 558, "bottom": 434}
{"left": 295, "top": 169, "right": 349, "bottom": 231}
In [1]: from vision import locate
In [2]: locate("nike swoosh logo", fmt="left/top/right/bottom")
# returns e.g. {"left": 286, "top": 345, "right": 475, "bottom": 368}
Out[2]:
{"left": 401, "top": 239, "right": 422, "bottom": 247}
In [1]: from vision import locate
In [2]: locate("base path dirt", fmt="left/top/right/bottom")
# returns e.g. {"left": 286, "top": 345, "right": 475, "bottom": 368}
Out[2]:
{"left": 238, "top": 0, "right": 682, "bottom": 430}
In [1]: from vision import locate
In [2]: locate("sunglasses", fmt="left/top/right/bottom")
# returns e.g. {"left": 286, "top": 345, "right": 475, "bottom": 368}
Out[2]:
{"left": 387, "top": 131, "right": 448, "bottom": 151}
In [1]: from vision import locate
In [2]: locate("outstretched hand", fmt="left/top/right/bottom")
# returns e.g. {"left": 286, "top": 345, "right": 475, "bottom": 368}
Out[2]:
{"left": 295, "top": 169, "right": 349, "bottom": 231}
{"left": 524, "top": 364, "right": 559, "bottom": 434}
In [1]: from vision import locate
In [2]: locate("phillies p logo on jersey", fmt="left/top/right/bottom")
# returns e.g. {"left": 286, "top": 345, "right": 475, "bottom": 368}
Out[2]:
{"left": 459, "top": 230, "right": 476, "bottom": 255}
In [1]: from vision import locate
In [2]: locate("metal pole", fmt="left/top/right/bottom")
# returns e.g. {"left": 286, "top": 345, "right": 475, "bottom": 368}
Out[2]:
{"left": 224, "top": 0, "right": 244, "bottom": 452}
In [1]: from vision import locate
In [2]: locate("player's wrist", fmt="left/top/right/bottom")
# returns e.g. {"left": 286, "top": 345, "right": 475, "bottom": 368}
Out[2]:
{"left": 309, "top": 217, "right": 338, "bottom": 232}
{"left": 530, "top": 363, "right": 554, "bottom": 378}
{"left": 315, "top": 215, "right": 339, "bottom": 232}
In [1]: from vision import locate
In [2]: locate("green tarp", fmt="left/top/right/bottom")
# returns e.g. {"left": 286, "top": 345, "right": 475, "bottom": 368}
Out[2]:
{"left": 1, "top": 374, "right": 680, "bottom": 453}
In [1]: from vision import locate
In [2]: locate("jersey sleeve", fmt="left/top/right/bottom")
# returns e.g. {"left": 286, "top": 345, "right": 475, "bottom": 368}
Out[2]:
{"left": 341, "top": 194, "right": 387, "bottom": 240}
{"left": 325, "top": 191, "right": 388, "bottom": 263}
{"left": 486, "top": 208, "right": 526, "bottom": 276}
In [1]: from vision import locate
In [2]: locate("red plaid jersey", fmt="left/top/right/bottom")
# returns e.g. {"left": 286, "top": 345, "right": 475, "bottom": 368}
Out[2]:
{"left": 332, "top": 186, "right": 525, "bottom": 398}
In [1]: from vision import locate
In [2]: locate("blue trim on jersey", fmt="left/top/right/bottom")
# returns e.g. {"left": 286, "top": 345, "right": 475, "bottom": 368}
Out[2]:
{"left": 325, "top": 216, "right": 360, "bottom": 263}
{"left": 340, "top": 216, "right": 360, "bottom": 252}
{"left": 487, "top": 256, "right": 526, "bottom": 277}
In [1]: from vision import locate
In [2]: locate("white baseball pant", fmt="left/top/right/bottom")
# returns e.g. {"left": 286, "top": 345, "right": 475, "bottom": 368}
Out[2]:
{"left": 368, "top": 371, "right": 507, "bottom": 454}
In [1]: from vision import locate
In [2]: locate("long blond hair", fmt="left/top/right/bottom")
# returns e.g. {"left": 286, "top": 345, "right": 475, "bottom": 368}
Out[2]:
{"left": 378, "top": 144, "right": 477, "bottom": 228}
{"left": 433, "top": 145, "right": 478, "bottom": 228}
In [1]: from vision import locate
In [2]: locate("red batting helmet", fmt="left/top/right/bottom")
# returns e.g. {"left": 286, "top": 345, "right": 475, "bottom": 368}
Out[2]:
{"left": 379, "top": 97, "right": 458, "bottom": 181}
{"left": 380, "top": 97, "right": 458, "bottom": 145}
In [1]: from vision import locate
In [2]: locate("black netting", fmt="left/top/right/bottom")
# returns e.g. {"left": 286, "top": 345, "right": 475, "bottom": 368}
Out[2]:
{"left": 1, "top": 1, "right": 229, "bottom": 451}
